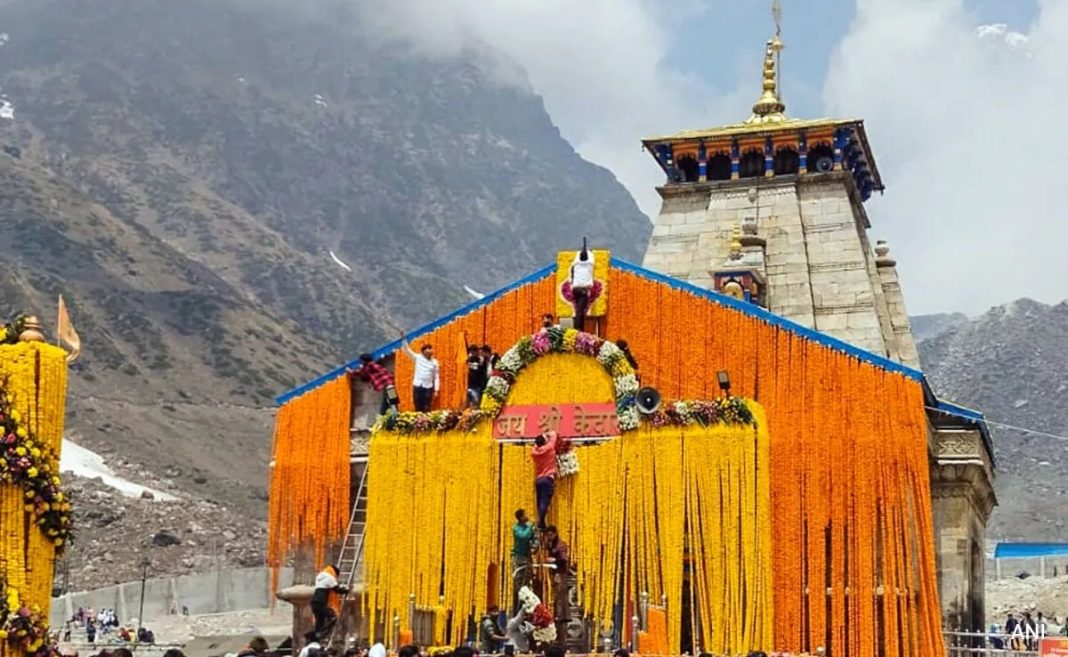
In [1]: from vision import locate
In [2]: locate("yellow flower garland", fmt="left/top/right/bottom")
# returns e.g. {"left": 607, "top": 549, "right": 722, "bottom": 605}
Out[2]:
{"left": 0, "top": 343, "right": 69, "bottom": 657}
{"left": 364, "top": 353, "right": 772, "bottom": 654}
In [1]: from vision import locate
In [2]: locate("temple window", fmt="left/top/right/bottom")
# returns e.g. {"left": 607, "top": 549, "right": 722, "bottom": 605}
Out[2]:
{"left": 676, "top": 155, "right": 699, "bottom": 182}
{"left": 707, "top": 153, "right": 732, "bottom": 181}
{"left": 773, "top": 146, "right": 800, "bottom": 175}
{"left": 739, "top": 149, "right": 764, "bottom": 178}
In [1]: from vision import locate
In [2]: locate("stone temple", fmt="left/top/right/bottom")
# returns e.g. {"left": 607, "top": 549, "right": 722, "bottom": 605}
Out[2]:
{"left": 267, "top": 28, "right": 997, "bottom": 657}
{"left": 639, "top": 35, "right": 996, "bottom": 634}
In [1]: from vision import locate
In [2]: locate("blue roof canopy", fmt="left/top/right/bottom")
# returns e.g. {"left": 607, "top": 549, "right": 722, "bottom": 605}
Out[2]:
{"left": 994, "top": 543, "right": 1068, "bottom": 559}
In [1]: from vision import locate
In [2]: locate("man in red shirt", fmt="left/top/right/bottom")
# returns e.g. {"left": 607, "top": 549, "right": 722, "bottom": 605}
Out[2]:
{"left": 531, "top": 431, "right": 558, "bottom": 529}
{"left": 348, "top": 353, "right": 399, "bottom": 416}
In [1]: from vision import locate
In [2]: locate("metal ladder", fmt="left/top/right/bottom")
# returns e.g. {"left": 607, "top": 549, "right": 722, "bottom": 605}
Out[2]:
{"left": 325, "top": 461, "right": 369, "bottom": 649}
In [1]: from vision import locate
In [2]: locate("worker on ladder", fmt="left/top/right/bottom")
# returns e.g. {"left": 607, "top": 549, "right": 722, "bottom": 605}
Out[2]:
{"left": 311, "top": 564, "right": 349, "bottom": 641}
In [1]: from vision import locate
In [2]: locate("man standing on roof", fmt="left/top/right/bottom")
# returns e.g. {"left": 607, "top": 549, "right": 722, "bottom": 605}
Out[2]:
{"left": 348, "top": 354, "right": 399, "bottom": 417}
{"left": 569, "top": 239, "right": 595, "bottom": 332}
{"left": 400, "top": 332, "right": 440, "bottom": 412}
{"left": 531, "top": 431, "right": 558, "bottom": 529}
{"left": 466, "top": 345, "right": 488, "bottom": 408}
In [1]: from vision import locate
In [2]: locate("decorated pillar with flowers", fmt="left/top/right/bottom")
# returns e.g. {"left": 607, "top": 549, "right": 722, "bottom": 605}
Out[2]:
{"left": 1, "top": 318, "right": 72, "bottom": 657}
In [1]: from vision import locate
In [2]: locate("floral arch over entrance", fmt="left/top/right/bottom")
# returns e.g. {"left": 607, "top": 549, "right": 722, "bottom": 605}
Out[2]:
{"left": 375, "top": 327, "right": 754, "bottom": 435}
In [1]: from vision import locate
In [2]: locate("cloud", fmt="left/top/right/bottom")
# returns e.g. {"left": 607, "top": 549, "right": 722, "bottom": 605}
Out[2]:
{"left": 824, "top": 0, "right": 1068, "bottom": 314}
{"left": 352, "top": 0, "right": 745, "bottom": 220}
{"left": 976, "top": 23, "right": 1030, "bottom": 52}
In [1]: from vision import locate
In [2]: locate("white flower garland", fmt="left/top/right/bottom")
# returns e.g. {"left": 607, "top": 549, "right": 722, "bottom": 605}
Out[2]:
{"left": 613, "top": 373, "right": 639, "bottom": 397}
{"left": 556, "top": 450, "right": 580, "bottom": 477}
{"left": 595, "top": 341, "right": 622, "bottom": 365}
{"left": 617, "top": 405, "right": 640, "bottom": 431}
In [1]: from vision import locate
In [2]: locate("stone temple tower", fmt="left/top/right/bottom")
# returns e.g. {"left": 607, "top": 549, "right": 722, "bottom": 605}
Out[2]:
{"left": 642, "top": 28, "right": 997, "bottom": 635}
{"left": 641, "top": 35, "right": 919, "bottom": 368}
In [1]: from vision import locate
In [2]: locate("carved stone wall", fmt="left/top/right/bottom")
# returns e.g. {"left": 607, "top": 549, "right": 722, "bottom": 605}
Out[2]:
{"left": 641, "top": 172, "right": 905, "bottom": 361}
{"left": 930, "top": 429, "right": 996, "bottom": 631}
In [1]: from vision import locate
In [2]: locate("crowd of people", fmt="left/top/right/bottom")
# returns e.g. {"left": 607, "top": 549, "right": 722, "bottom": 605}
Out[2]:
{"left": 62, "top": 608, "right": 155, "bottom": 646}
{"left": 349, "top": 330, "right": 504, "bottom": 417}
{"left": 299, "top": 643, "right": 773, "bottom": 657}
{"left": 988, "top": 609, "right": 1062, "bottom": 650}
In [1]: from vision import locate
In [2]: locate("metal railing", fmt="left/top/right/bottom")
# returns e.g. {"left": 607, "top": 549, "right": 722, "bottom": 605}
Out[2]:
{"left": 944, "top": 629, "right": 1040, "bottom": 656}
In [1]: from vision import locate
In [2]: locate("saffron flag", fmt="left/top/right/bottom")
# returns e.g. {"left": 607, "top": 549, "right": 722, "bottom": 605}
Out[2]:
{"left": 56, "top": 295, "right": 81, "bottom": 363}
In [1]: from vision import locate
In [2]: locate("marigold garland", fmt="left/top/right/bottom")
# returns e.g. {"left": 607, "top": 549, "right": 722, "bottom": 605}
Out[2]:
{"left": 374, "top": 396, "right": 751, "bottom": 436}
{"left": 596, "top": 269, "right": 944, "bottom": 657}
{"left": 0, "top": 342, "right": 69, "bottom": 657}
{"left": 364, "top": 352, "right": 772, "bottom": 654}
{"left": 273, "top": 261, "right": 947, "bottom": 656}
{"left": 266, "top": 376, "right": 351, "bottom": 596}
{"left": 0, "top": 580, "right": 59, "bottom": 657}
{"left": 0, "top": 383, "right": 72, "bottom": 548}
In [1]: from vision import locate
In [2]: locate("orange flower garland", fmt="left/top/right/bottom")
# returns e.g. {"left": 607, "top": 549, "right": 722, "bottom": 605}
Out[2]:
{"left": 596, "top": 269, "right": 943, "bottom": 656}
{"left": 266, "top": 376, "right": 351, "bottom": 596}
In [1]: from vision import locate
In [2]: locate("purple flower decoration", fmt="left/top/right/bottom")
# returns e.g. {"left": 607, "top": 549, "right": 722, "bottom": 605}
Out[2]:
{"left": 574, "top": 332, "right": 602, "bottom": 356}
{"left": 531, "top": 330, "right": 551, "bottom": 355}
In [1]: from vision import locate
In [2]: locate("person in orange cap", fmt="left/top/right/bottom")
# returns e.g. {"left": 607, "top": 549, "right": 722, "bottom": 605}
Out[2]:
{"left": 311, "top": 565, "right": 349, "bottom": 640}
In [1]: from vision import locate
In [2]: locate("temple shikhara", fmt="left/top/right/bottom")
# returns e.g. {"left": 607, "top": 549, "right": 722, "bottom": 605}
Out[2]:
{"left": 267, "top": 24, "right": 996, "bottom": 657}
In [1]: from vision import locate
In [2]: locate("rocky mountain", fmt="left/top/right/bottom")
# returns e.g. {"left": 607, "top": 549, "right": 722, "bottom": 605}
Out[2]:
{"left": 910, "top": 312, "right": 969, "bottom": 343}
{"left": 0, "top": 0, "right": 651, "bottom": 587}
{"left": 916, "top": 299, "right": 1068, "bottom": 541}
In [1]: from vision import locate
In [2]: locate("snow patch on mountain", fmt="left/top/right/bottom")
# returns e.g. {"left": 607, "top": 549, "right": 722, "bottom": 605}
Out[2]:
{"left": 60, "top": 440, "right": 178, "bottom": 501}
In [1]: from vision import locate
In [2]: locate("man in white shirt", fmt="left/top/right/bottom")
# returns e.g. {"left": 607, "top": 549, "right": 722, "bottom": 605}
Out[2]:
{"left": 401, "top": 334, "right": 440, "bottom": 412}
{"left": 570, "top": 241, "right": 595, "bottom": 331}
{"left": 504, "top": 608, "right": 532, "bottom": 653}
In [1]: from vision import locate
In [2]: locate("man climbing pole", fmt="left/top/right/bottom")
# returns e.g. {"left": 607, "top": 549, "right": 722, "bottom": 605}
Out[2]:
{"left": 311, "top": 564, "right": 348, "bottom": 640}
{"left": 531, "top": 431, "right": 558, "bottom": 529}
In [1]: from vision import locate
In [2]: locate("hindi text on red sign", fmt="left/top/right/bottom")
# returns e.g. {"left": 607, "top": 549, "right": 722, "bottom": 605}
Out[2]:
{"left": 492, "top": 403, "right": 619, "bottom": 440}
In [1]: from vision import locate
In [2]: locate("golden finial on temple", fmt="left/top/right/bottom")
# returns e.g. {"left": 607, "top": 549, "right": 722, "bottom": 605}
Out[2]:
{"left": 746, "top": 0, "right": 787, "bottom": 124}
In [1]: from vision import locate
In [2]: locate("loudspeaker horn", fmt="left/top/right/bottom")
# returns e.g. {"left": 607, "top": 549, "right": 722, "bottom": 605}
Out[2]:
{"left": 636, "top": 387, "right": 661, "bottom": 414}
{"left": 814, "top": 156, "right": 834, "bottom": 173}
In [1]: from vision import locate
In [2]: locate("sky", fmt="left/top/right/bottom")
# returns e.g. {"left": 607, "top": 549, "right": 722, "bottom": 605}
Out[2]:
{"left": 355, "top": 0, "right": 1060, "bottom": 316}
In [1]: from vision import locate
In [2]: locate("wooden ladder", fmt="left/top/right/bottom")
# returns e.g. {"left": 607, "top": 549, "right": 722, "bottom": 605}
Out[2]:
{"left": 325, "top": 461, "right": 369, "bottom": 649}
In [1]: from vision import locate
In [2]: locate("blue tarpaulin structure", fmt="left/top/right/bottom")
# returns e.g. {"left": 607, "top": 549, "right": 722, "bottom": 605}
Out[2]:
{"left": 994, "top": 543, "right": 1068, "bottom": 559}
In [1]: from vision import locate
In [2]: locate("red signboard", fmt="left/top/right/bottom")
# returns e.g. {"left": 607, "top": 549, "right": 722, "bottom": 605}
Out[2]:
{"left": 492, "top": 403, "right": 619, "bottom": 439}
{"left": 1040, "top": 638, "right": 1068, "bottom": 656}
